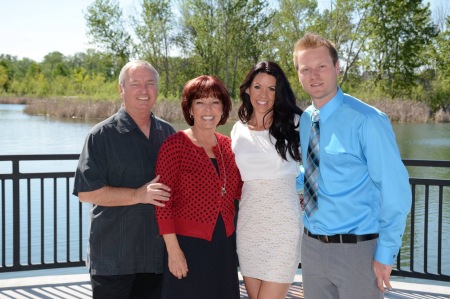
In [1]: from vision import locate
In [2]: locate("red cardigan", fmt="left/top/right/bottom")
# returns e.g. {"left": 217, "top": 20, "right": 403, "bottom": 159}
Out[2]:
{"left": 155, "top": 131, "right": 242, "bottom": 241}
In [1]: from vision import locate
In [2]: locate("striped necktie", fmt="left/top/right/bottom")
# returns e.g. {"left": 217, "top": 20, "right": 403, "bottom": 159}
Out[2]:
{"left": 304, "top": 110, "right": 320, "bottom": 217}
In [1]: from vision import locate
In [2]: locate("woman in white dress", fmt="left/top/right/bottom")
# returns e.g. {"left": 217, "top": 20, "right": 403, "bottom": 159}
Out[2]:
{"left": 231, "top": 61, "right": 304, "bottom": 299}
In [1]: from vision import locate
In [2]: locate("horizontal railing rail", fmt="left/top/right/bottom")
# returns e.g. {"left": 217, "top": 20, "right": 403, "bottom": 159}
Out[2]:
{"left": 0, "top": 155, "right": 449, "bottom": 282}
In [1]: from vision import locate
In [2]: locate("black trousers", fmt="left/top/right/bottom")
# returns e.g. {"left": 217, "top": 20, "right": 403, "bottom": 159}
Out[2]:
{"left": 160, "top": 215, "right": 240, "bottom": 299}
{"left": 91, "top": 273, "right": 163, "bottom": 299}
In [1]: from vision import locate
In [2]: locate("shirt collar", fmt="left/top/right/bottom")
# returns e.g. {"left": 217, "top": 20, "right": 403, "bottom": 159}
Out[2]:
{"left": 116, "top": 105, "right": 158, "bottom": 133}
{"left": 313, "top": 87, "right": 343, "bottom": 124}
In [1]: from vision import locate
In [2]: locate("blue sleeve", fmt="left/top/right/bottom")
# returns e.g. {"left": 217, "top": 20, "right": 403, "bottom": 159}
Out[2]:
{"left": 361, "top": 114, "right": 412, "bottom": 265}
{"left": 296, "top": 164, "right": 305, "bottom": 194}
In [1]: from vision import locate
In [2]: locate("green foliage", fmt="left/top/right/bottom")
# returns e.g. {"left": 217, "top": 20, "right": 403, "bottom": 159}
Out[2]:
{"left": 429, "top": 79, "right": 450, "bottom": 112}
{"left": 85, "top": 0, "right": 132, "bottom": 75}
{"left": 435, "top": 16, "right": 450, "bottom": 79}
{"left": 41, "top": 52, "right": 66, "bottom": 78}
{"left": 50, "top": 76, "right": 71, "bottom": 95}
{"left": 269, "top": 0, "right": 319, "bottom": 96}
{"left": 51, "top": 63, "right": 70, "bottom": 78}
{"left": 0, "top": 0, "right": 449, "bottom": 115}
{"left": 361, "top": 0, "right": 438, "bottom": 99}
{"left": 177, "top": 0, "right": 273, "bottom": 97}
{"left": 0, "top": 64, "right": 10, "bottom": 91}
{"left": 132, "top": 0, "right": 176, "bottom": 97}
{"left": 72, "top": 67, "right": 89, "bottom": 94}
{"left": 0, "top": 56, "right": 14, "bottom": 92}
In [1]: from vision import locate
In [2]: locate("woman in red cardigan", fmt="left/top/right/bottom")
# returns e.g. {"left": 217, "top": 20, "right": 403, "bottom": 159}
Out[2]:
{"left": 155, "top": 75, "right": 242, "bottom": 299}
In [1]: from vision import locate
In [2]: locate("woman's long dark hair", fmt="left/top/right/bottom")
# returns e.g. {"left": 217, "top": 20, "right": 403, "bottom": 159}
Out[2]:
{"left": 238, "top": 61, "right": 303, "bottom": 162}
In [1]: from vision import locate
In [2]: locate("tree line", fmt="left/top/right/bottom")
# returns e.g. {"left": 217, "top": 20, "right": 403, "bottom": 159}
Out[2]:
{"left": 0, "top": 0, "right": 449, "bottom": 112}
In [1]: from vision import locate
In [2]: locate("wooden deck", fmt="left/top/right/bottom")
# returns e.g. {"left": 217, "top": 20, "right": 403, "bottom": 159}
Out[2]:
{"left": 0, "top": 280, "right": 301, "bottom": 299}
{"left": 0, "top": 269, "right": 449, "bottom": 298}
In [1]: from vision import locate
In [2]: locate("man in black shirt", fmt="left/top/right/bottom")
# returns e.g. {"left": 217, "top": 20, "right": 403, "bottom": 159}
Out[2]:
{"left": 73, "top": 60, "right": 176, "bottom": 299}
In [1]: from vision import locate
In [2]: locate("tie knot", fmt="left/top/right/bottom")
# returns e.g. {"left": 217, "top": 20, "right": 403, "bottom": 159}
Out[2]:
{"left": 312, "top": 110, "right": 320, "bottom": 123}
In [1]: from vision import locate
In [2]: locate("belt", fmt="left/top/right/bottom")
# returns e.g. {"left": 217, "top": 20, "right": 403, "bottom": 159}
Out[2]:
{"left": 304, "top": 228, "right": 378, "bottom": 244}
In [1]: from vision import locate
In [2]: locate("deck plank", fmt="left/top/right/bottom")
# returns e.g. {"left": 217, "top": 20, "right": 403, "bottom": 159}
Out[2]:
{"left": 1, "top": 272, "right": 449, "bottom": 299}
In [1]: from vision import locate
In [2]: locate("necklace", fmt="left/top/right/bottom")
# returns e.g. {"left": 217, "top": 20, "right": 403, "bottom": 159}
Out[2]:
{"left": 216, "top": 137, "right": 227, "bottom": 196}
{"left": 191, "top": 128, "right": 227, "bottom": 196}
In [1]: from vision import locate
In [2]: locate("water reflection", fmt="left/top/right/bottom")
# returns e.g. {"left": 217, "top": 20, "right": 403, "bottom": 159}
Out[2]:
{"left": 0, "top": 104, "right": 94, "bottom": 156}
{"left": 393, "top": 123, "right": 450, "bottom": 161}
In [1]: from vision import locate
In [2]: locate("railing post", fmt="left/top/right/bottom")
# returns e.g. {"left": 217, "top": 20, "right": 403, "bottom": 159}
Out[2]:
{"left": 12, "top": 158, "right": 20, "bottom": 269}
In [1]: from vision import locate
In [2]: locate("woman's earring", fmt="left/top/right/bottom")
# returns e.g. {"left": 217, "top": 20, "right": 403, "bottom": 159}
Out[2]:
{"left": 190, "top": 114, "right": 193, "bottom": 119}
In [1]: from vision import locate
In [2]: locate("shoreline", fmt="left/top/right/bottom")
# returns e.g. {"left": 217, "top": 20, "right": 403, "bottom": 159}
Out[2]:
{"left": 0, "top": 96, "right": 449, "bottom": 123}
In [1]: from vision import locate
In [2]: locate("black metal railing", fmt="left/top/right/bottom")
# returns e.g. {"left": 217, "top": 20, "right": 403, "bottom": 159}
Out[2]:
{"left": 0, "top": 154, "right": 85, "bottom": 272}
{"left": 393, "top": 159, "right": 450, "bottom": 282}
{"left": 0, "top": 155, "right": 449, "bottom": 282}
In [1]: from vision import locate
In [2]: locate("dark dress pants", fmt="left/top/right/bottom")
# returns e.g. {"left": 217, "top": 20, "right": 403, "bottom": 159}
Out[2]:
{"left": 91, "top": 273, "right": 163, "bottom": 299}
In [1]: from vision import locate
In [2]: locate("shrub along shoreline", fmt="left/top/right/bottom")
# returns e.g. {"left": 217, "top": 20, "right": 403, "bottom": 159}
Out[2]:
{"left": 0, "top": 96, "right": 448, "bottom": 123}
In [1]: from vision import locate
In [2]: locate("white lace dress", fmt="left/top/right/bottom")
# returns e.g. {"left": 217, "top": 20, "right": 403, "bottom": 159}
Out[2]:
{"left": 231, "top": 121, "right": 303, "bottom": 283}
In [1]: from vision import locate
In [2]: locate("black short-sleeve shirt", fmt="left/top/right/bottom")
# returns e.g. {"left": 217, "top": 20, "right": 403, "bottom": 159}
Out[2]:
{"left": 73, "top": 106, "right": 175, "bottom": 275}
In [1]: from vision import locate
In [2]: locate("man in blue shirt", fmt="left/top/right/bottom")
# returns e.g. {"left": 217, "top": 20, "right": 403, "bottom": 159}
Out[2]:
{"left": 293, "top": 33, "right": 411, "bottom": 298}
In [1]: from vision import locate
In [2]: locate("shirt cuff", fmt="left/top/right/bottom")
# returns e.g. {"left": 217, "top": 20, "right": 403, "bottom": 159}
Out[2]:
{"left": 156, "top": 219, "right": 176, "bottom": 236}
{"left": 374, "top": 243, "right": 399, "bottom": 265}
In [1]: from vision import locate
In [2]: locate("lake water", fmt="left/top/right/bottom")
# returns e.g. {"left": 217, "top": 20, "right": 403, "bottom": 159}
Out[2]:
{"left": 1, "top": 103, "right": 449, "bottom": 158}
{"left": 1, "top": 103, "right": 448, "bottom": 178}
{"left": 0, "top": 104, "right": 449, "bottom": 274}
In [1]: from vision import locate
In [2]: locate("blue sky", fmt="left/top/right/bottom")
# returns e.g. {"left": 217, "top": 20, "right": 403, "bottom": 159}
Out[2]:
{"left": 0, "top": 0, "right": 446, "bottom": 62}
{"left": 0, "top": 0, "right": 136, "bottom": 62}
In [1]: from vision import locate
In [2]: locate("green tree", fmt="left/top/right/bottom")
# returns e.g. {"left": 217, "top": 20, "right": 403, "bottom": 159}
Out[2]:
{"left": 317, "top": 0, "right": 368, "bottom": 87}
{"left": 51, "top": 63, "right": 70, "bottom": 78}
{"left": 0, "top": 64, "right": 8, "bottom": 92}
{"left": 0, "top": 57, "right": 14, "bottom": 92}
{"left": 361, "top": 0, "right": 438, "bottom": 98}
{"left": 270, "top": 0, "right": 318, "bottom": 96}
{"left": 79, "top": 49, "right": 116, "bottom": 80}
{"left": 41, "top": 51, "right": 66, "bottom": 78}
{"left": 232, "top": 0, "right": 273, "bottom": 79}
{"left": 132, "top": 0, "right": 176, "bottom": 96}
{"left": 218, "top": 0, "right": 273, "bottom": 97}
{"left": 11, "top": 57, "right": 34, "bottom": 81}
{"left": 51, "top": 76, "right": 72, "bottom": 95}
{"left": 85, "top": 0, "right": 132, "bottom": 75}
{"left": 429, "top": 15, "right": 450, "bottom": 111}
{"left": 16, "top": 62, "right": 48, "bottom": 96}
{"left": 178, "top": 0, "right": 226, "bottom": 75}
{"left": 72, "top": 67, "right": 89, "bottom": 94}
{"left": 178, "top": 0, "right": 272, "bottom": 96}
{"left": 0, "top": 55, "right": 27, "bottom": 92}
{"left": 435, "top": 16, "right": 450, "bottom": 79}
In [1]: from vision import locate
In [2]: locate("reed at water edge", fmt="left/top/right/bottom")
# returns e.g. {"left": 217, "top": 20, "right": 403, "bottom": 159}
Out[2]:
{"left": 0, "top": 96, "right": 449, "bottom": 123}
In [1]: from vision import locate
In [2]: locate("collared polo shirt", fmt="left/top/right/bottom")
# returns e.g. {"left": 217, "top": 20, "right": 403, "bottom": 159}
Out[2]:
{"left": 73, "top": 106, "right": 175, "bottom": 275}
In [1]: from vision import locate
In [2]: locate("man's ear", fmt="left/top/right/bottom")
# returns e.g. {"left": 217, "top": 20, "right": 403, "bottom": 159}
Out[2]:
{"left": 335, "top": 61, "right": 340, "bottom": 75}
{"left": 119, "top": 83, "right": 125, "bottom": 98}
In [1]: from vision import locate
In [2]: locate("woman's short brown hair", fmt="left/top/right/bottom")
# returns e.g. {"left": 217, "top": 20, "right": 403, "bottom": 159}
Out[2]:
{"left": 181, "top": 75, "right": 232, "bottom": 126}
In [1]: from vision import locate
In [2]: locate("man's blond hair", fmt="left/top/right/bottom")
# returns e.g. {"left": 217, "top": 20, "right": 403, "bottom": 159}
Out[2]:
{"left": 293, "top": 33, "right": 339, "bottom": 70}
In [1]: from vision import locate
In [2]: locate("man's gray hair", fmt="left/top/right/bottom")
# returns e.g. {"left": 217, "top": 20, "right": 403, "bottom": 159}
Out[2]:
{"left": 118, "top": 60, "right": 159, "bottom": 85}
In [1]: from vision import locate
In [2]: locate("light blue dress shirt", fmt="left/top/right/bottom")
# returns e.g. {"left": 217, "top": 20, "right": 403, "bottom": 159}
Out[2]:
{"left": 298, "top": 88, "right": 412, "bottom": 265}
{"left": 296, "top": 165, "right": 305, "bottom": 194}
